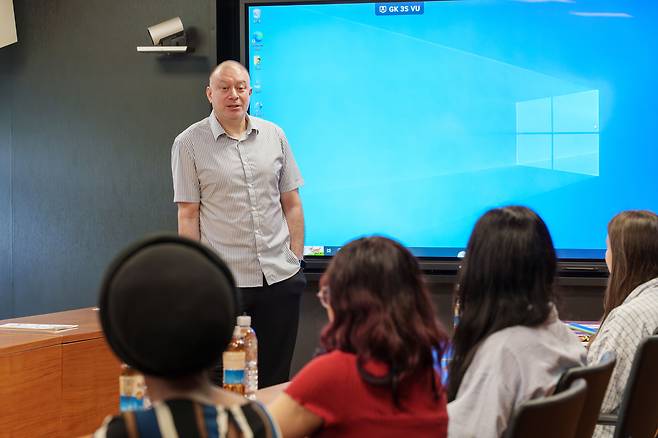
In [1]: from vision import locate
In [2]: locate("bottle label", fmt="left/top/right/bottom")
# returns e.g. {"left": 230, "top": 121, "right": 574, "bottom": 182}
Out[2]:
{"left": 223, "top": 351, "right": 246, "bottom": 369}
{"left": 223, "top": 351, "right": 246, "bottom": 386}
{"left": 120, "top": 375, "right": 147, "bottom": 412}
{"left": 223, "top": 369, "right": 245, "bottom": 385}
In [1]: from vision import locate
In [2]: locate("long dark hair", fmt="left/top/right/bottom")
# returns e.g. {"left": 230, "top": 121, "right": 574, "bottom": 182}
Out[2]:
{"left": 601, "top": 210, "right": 658, "bottom": 325}
{"left": 319, "top": 236, "right": 447, "bottom": 407}
{"left": 447, "top": 206, "right": 557, "bottom": 401}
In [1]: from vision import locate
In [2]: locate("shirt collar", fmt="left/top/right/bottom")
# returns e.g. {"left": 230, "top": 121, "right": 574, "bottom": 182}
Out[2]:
{"left": 245, "top": 115, "right": 260, "bottom": 136}
{"left": 208, "top": 112, "right": 259, "bottom": 141}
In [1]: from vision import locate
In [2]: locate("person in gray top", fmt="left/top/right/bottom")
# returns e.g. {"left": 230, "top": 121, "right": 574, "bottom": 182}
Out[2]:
{"left": 588, "top": 210, "right": 658, "bottom": 438}
{"left": 171, "top": 60, "right": 306, "bottom": 387}
{"left": 446, "top": 206, "right": 586, "bottom": 438}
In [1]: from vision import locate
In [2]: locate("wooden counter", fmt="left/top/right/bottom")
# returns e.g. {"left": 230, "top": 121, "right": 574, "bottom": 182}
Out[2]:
{"left": 0, "top": 308, "right": 121, "bottom": 437}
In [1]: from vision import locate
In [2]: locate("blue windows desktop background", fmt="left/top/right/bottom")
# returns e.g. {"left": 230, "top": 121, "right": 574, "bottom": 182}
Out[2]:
{"left": 245, "top": 0, "right": 658, "bottom": 259}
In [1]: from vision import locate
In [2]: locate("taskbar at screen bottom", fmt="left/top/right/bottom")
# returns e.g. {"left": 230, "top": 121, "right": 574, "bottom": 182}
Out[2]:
{"left": 303, "top": 245, "right": 605, "bottom": 260}
{"left": 304, "top": 245, "right": 464, "bottom": 258}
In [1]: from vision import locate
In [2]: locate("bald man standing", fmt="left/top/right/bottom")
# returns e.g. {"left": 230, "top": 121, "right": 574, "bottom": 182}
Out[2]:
{"left": 171, "top": 60, "right": 306, "bottom": 387}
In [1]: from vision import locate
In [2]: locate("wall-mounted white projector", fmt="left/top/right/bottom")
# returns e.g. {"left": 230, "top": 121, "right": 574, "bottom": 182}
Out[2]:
{"left": 0, "top": 0, "right": 18, "bottom": 49}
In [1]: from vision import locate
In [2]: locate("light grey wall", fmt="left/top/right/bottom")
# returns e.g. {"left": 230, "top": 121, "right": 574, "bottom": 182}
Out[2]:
{"left": 0, "top": 0, "right": 216, "bottom": 317}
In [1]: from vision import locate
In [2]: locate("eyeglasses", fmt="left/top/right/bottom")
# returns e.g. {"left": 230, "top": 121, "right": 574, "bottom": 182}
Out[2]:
{"left": 217, "top": 84, "right": 249, "bottom": 95}
{"left": 316, "top": 286, "right": 331, "bottom": 309}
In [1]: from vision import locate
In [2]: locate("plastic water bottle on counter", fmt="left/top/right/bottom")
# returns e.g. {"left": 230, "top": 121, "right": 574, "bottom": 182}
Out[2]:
{"left": 238, "top": 315, "right": 258, "bottom": 399}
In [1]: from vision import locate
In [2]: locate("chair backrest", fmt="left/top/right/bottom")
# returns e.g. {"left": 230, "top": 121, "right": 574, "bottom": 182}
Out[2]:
{"left": 503, "top": 379, "right": 587, "bottom": 438}
{"left": 555, "top": 352, "right": 617, "bottom": 438}
{"left": 614, "top": 335, "right": 658, "bottom": 438}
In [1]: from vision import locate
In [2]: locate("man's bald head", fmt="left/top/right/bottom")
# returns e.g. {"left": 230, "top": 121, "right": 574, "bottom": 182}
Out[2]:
{"left": 206, "top": 60, "right": 252, "bottom": 129}
{"left": 209, "top": 61, "right": 250, "bottom": 86}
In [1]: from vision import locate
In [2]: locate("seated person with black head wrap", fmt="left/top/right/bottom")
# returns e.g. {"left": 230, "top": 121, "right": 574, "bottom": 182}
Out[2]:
{"left": 93, "top": 235, "right": 279, "bottom": 438}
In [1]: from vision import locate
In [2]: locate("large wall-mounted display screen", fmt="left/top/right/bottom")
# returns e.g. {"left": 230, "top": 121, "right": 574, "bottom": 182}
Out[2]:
{"left": 241, "top": 0, "right": 658, "bottom": 260}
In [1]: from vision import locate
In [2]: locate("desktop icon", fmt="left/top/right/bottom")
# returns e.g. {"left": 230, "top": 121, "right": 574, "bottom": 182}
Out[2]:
{"left": 253, "top": 81, "right": 262, "bottom": 93}
{"left": 304, "top": 246, "right": 324, "bottom": 256}
{"left": 253, "top": 55, "right": 262, "bottom": 69}
{"left": 253, "top": 8, "right": 261, "bottom": 23}
{"left": 253, "top": 101, "right": 264, "bottom": 116}
{"left": 253, "top": 31, "right": 264, "bottom": 43}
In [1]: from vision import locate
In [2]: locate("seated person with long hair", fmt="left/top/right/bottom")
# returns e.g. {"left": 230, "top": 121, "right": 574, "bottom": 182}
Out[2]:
{"left": 268, "top": 236, "right": 449, "bottom": 438}
{"left": 93, "top": 235, "right": 279, "bottom": 438}
{"left": 588, "top": 210, "right": 658, "bottom": 438}
{"left": 447, "top": 206, "right": 586, "bottom": 438}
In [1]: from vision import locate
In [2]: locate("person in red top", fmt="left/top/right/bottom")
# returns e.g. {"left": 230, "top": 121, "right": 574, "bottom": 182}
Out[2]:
{"left": 269, "top": 236, "right": 449, "bottom": 438}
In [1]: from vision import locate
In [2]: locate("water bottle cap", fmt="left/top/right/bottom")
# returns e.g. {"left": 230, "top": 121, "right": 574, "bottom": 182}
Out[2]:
{"left": 237, "top": 315, "right": 251, "bottom": 327}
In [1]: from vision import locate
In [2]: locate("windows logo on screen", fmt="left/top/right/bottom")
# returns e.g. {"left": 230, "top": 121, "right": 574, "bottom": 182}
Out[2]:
{"left": 516, "top": 90, "right": 600, "bottom": 176}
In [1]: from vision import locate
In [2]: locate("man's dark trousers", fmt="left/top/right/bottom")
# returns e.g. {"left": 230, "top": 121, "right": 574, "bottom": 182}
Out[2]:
{"left": 239, "top": 269, "right": 306, "bottom": 387}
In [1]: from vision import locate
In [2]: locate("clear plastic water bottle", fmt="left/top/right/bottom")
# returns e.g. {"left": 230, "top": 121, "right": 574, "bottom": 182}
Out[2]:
{"left": 238, "top": 315, "right": 258, "bottom": 399}
{"left": 119, "top": 364, "right": 150, "bottom": 411}
{"left": 222, "top": 326, "right": 246, "bottom": 395}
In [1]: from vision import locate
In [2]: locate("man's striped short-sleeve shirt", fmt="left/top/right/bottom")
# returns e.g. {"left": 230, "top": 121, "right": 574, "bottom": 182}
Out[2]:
{"left": 172, "top": 113, "right": 303, "bottom": 287}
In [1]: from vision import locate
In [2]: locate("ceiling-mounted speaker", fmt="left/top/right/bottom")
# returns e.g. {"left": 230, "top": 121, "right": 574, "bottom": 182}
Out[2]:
{"left": 0, "top": 0, "right": 17, "bottom": 49}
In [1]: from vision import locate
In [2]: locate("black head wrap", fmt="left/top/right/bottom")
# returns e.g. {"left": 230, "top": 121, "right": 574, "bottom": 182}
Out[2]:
{"left": 99, "top": 235, "right": 239, "bottom": 377}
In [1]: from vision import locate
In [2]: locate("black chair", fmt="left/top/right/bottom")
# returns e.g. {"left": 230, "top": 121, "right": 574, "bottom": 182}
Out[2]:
{"left": 597, "top": 335, "right": 658, "bottom": 438}
{"left": 503, "top": 378, "right": 587, "bottom": 438}
{"left": 555, "top": 352, "right": 616, "bottom": 438}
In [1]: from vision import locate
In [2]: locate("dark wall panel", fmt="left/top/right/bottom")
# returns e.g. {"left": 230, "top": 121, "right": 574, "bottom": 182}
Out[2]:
{"left": 2, "top": 0, "right": 216, "bottom": 317}
{"left": 291, "top": 280, "right": 455, "bottom": 376}
{"left": 0, "top": 50, "right": 13, "bottom": 319}
{"left": 291, "top": 278, "right": 604, "bottom": 375}
{"left": 218, "top": 0, "right": 240, "bottom": 62}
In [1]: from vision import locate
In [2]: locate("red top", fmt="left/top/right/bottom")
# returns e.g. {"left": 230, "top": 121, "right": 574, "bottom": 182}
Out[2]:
{"left": 285, "top": 350, "right": 448, "bottom": 438}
